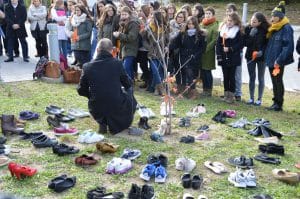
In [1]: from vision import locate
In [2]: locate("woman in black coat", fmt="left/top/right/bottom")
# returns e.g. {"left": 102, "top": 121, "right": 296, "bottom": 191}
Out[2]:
{"left": 216, "top": 13, "right": 244, "bottom": 103}
{"left": 77, "top": 38, "right": 137, "bottom": 134}
{"left": 297, "top": 36, "right": 300, "bottom": 71}
{"left": 4, "top": 0, "right": 28, "bottom": 62}
{"left": 169, "top": 16, "right": 206, "bottom": 99}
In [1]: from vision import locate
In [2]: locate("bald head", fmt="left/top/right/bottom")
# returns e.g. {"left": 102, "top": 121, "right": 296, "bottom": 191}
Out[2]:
{"left": 96, "top": 38, "right": 113, "bottom": 54}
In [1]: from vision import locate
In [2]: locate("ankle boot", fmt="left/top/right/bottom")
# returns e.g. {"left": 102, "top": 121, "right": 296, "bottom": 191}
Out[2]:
{"left": 225, "top": 92, "right": 235, "bottom": 104}
{"left": 221, "top": 91, "right": 228, "bottom": 101}
{"left": 156, "top": 84, "right": 165, "bottom": 96}
{"left": 188, "top": 89, "right": 198, "bottom": 100}
{"left": 1, "top": 115, "right": 24, "bottom": 135}
{"left": 138, "top": 117, "right": 151, "bottom": 130}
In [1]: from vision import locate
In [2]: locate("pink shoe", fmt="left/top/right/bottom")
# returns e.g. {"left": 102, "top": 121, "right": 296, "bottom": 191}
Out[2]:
{"left": 54, "top": 127, "right": 78, "bottom": 136}
{"left": 195, "top": 132, "right": 210, "bottom": 140}
{"left": 224, "top": 110, "right": 236, "bottom": 118}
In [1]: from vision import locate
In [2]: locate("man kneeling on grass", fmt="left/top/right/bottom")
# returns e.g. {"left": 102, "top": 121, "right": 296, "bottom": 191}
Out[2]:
{"left": 77, "top": 38, "right": 137, "bottom": 134}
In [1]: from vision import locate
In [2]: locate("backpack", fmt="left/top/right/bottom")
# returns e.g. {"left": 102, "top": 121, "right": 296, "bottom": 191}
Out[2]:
{"left": 33, "top": 56, "right": 49, "bottom": 79}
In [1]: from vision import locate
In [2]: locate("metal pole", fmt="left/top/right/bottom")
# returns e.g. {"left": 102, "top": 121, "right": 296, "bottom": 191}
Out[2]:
{"left": 242, "top": 3, "right": 248, "bottom": 26}
{"left": 47, "top": 23, "right": 60, "bottom": 63}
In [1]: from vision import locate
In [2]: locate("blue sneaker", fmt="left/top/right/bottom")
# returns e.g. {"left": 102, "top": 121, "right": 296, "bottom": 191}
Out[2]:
{"left": 140, "top": 164, "right": 156, "bottom": 181}
{"left": 154, "top": 165, "right": 167, "bottom": 183}
{"left": 120, "top": 148, "right": 141, "bottom": 160}
{"left": 150, "top": 132, "right": 164, "bottom": 142}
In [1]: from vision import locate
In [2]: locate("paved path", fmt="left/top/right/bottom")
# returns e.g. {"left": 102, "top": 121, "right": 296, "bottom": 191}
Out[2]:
{"left": 0, "top": 24, "right": 299, "bottom": 92}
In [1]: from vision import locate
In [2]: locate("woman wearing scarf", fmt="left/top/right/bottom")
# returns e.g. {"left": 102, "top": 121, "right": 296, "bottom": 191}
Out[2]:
{"left": 69, "top": 4, "right": 93, "bottom": 68}
{"left": 216, "top": 13, "right": 244, "bottom": 103}
{"left": 200, "top": 7, "right": 219, "bottom": 97}
{"left": 264, "top": 3, "right": 294, "bottom": 111}
{"left": 169, "top": 16, "right": 206, "bottom": 99}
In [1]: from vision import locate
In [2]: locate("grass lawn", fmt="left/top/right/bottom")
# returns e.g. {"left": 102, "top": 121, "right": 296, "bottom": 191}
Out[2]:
{"left": 0, "top": 81, "right": 300, "bottom": 199}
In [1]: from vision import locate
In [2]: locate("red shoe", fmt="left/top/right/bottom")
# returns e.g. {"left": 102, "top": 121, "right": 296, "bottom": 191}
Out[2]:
{"left": 54, "top": 126, "right": 78, "bottom": 136}
{"left": 8, "top": 162, "right": 37, "bottom": 180}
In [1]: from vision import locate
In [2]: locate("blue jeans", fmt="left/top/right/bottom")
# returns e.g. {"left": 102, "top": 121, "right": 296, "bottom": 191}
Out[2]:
{"left": 247, "top": 61, "right": 265, "bottom": 101}
{"left": 123, "top": 56, "right": 136, "bottom": 80}
{"left": 59, "top": 40, "right": 68, "bottom": 58}
{"left": 149, "top": 59, "right": 162, "bottom": 89}
{"left": 201, "top": 69, "right": 213, "bottom": 89}
{"left": 235, "top": 52, "right": 243, "bottom": 97}
{"left": 90, "top": 27, "right": 98, "bottom": 59}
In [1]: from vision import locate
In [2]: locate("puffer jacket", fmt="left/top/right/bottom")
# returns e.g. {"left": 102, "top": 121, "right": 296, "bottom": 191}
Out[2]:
{"left": 264, "top": 23, "right": 294, "bottom": 67}
{"left": 244, "top": 25, "right": 268, "bottom": 62}
{"left": 119, "top": 18, "right": 140, "bottom": 58}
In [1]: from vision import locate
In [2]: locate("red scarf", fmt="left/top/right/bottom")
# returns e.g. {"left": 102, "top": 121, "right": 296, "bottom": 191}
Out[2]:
{"left": 202, "top": 17, "right": 216, "bottom": 26}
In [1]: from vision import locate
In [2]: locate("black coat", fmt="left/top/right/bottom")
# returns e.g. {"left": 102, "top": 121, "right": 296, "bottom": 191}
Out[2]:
{"left": 4, "top": 2, "right": 27, "bottom": 38}
{"left": 169, "top": 31, "right": 206, "bottom": 70}
{"left": 244, "top": 25, "right": 268, "bottom": 61}
{"left": 77, "top": 51, "right": 137, "bottom": 134}
{"left": 216, "top": 30, "right": 243, "bottom": 67}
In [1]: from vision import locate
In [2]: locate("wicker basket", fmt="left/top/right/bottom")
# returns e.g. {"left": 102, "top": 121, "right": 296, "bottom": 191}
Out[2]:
{"left": 63, "top": 68, "right": 82, "bottom": 83}
{"left": 45, "top": 61, "right": 60, "bottom": 78}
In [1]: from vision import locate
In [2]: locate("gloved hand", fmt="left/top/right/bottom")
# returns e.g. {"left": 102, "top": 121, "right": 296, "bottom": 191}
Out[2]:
{"left": 249, "top": 27, "right": 258, "bottom": 37}
{"left": 272, "top": 63, "right": 280, "bottom": 76}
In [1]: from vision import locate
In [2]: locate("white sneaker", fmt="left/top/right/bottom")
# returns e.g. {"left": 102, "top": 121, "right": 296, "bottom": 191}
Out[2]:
{"left": 114, "top": 158, "right": 133, "bottom": 174}
{"left": 245, "top": 169, "right": 256, "bottom": 187}
{"left": 228, "top": 169, "right": 247, "bottom": 188}
{"left": 78, "top": 130, "right": 92, "bottom": 143}
{"left": 175, "top": 158, "right": 196, "bottom": 172}
{"left": 85, "top": 132, "right": 104, "bottom": 144}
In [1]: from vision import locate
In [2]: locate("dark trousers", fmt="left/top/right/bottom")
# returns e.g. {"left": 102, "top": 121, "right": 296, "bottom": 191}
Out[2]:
{"left": 74, "top": 50, "right": 90, "bottom": 68}
{"left": 222, "top": 66, "right": 237, "bottom": 92}
{"left": 201, "top": 69, "right": 213, "bottom": 89}
{"left": 2, "top": 24, "right": 19, "bottom": 55}
{"left": 7, "top": 34, "right": 27, "bottom": 59}
{"left": 269, "top": 66, "right": 285, "bottom": 107}
{"left": 136, "top": 50, "right": 150, "bottom": 82}
{"left": 32, "top": 29, "right": 48, "bottom": 57}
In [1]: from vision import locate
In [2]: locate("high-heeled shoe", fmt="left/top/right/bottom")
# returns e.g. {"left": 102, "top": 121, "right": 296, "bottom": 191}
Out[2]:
{"left": 8, "top": 162, "right": 37, "bottom": 180}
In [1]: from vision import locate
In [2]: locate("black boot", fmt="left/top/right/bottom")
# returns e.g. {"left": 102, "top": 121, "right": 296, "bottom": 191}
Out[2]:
{"left": 138, "top": 117, "right": 151, "bottom": 130}
{"left": 98, "top": 124, "right": 107, "bottom": 134}
{"left": 1, "top": 115, "right": 24, "bottom": 135}
{"left": 128, "top": 183, "right": 141, "bottom": 199}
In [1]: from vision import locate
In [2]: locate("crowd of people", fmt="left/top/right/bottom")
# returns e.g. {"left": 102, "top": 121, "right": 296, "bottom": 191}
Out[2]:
{"left": 0, "top": 0, "right": 298, "bottom": 112}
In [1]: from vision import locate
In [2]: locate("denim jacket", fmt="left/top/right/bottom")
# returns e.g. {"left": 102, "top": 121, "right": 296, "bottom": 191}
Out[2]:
{"left": 264, "top": 24, "right": 294, "bottom": 68}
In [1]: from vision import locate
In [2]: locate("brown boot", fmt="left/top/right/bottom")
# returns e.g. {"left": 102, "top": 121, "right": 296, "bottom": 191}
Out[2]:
{"left": 1, "top": 115, "right": 24, "bottom": 135}
{"left": 225, "top": 92, "right": 235, "bottom": 104}
{"left": 221, "top": 91, "right": 228, "bottom": 101}
{"left": 156, "top": 84, "right": 165, "bottom": 96}
{"left": 188, "top": 89, "right": 198, "bottom": 100}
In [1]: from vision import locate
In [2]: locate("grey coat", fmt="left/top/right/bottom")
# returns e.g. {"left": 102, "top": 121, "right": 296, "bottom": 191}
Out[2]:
{"left": 71, "top": 19, "right": 93, "bottom": 51}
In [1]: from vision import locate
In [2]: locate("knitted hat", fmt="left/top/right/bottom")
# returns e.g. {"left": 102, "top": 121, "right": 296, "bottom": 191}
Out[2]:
{"left": 272, "top": 1, "right": 285, "bottom": 19}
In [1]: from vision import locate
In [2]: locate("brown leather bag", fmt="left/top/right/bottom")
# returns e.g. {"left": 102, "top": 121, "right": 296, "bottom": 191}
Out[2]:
{"left": 45, "top": 61, "right": 60, "bottom": 78}
{"left": 63, "top": 68, "right": 82, "bottom": 83}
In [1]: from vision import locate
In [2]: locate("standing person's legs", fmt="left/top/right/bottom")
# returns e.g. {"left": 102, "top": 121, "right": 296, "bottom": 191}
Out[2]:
{"left": 18, "top": 37, "right": 29, "bottom": 61}
{"left": 149, "top": 59, "right": 162, "bottom": 93}
{"left": 137, "top": 50, "right": 150, "bottom": 87}
{"left": 201, "top": 69, "right": 213, "bottom": 96}
{"left": 222, "top": 66, "right": 230, "bottom": 92}
{"left": 14, "top": 39, "right": 20, "bottom": 57}
{"left": 90, "top": 27, "right": 98, "bottom": 59}
{"left": 235, "top": 52, "right": 243, "bottom": 100}
{"left": 256, "top": 61, "right": 266, "bottom": 104}
{"left": 5, "top": 36, "right": 15, "bottom": 61}
{"left": 123, "top": 56, "right": 135, "bottom": 80}
{"left": 269, "top": 66, "right": 285, "bottom": 109}
{"left": 0, "top": 35, "right": 3, "bottom": 56}
{"left": 229, "top": 66, "right": 237, "bottom": 93}
{"left": 40, "top": 31, "right": 48, "bottom": 57}
{"left": 247, "top": 61, "right": 256, "bottom": 102}
{"left": 61, "top": 40, "right": 68, "bottom": 59}
{"left": 34, "top": 29, "right": 42, "bottom": 57}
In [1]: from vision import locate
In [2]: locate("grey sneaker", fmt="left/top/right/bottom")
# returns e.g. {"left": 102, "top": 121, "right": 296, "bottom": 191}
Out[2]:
{"left": 128, "top": 127, "right": 144, "bottom": 136}
{"left": 245, "top": 169, "right": 256, "bottom": 187}
{"left": 228, "top": 169, "right": 247, "bottom": 188}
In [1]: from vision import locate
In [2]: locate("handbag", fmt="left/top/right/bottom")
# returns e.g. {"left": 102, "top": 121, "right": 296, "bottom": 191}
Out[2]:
{"left": 45, "top": 61, "right": 60, "bottom": 78}
{"left": 63, "top": 68, "right": 82, "bottom": 83}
